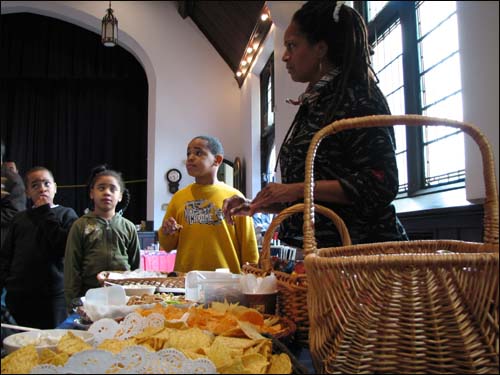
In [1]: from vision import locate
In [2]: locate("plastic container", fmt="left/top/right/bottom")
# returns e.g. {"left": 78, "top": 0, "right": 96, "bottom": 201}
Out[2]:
{"left": 140, "top": 250, "right": 176, "bottom": 272}
{"left": 185, "top": 270, "right": 243, "bottom": 305}
{"left": 158, "top": 252, "right": 176, "bottom": 272}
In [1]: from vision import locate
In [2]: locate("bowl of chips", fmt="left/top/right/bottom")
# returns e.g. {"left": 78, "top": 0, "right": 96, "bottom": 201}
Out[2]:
{"left": 2, "top": 329, "right": 94, "bottom": 355}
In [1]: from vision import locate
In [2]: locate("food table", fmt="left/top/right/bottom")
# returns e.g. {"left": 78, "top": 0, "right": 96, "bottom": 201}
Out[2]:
{"left": 55, "top": 314, "right": 314, "bottom": 374}
{"left": 2, "top": 272, "right": 316, "bottom": 373}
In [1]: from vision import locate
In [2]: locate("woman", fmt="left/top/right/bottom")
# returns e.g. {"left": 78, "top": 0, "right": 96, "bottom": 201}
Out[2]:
{"left": 223, "top": 1, "right": 407, "bottom": 248}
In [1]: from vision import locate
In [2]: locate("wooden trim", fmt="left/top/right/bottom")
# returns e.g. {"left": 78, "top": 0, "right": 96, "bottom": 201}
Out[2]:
{"left": 398, "top": 204, "right": 484, "bottom": 242}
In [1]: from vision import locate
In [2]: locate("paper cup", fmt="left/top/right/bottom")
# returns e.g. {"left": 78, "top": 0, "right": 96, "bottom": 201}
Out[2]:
{"left": 243, "top": 292, "right": 277, "bottom": 315}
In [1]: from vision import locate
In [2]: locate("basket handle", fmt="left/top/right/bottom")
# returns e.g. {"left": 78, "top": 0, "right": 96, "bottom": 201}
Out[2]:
{"left": 259, "top": 203, "right": 352, "bottom": 272}
{"left": 302, "top": 114, "right": 499, "bottom": 255}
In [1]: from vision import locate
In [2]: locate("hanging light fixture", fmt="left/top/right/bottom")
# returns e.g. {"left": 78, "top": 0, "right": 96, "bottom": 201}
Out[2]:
{"left": 101, "top": 1, "right": 118, "bottom": 47}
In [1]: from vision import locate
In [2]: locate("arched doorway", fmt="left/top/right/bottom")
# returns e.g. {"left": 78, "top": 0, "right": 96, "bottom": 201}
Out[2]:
{"left": 1, "top": 12, "right": 148, "bottom": 224}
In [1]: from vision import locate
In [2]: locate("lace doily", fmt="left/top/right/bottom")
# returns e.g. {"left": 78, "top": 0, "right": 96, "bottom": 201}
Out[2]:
{"left": 30, "top": 346, "right": 217, "bottom": 374}
{"left": 88, "top": 311, "right": 189, "bottom": 345}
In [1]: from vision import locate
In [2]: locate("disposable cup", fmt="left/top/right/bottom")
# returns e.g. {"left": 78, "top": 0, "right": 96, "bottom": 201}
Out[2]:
{"left": 243, "top": 292, "right": 277, "bottom": 315}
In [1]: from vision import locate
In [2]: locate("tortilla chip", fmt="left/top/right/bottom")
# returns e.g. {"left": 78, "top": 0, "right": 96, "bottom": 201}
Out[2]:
{"left": 56, "top": 331, "right": 92, "bottom": 356}
{"left": 98, "top": 338, "right": 135, "bottom": 354}
{"left": 1, "top": 344, "right": 39, "bottom": 374}
{"left": 241, "top": 352, "right": 269, "bottom": 374}
{"left": 39, "top": 348, "right": 69, "bottom": 366}
{"left": 268, "top": 353, "right": 292, "bottom": 374}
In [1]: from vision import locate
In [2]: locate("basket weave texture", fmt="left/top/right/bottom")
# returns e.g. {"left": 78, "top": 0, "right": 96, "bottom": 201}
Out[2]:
{"left": 97, "top": 271, "right": 185, "bottom": 289}
{"left": 302, "top": 115, "right": 499, "bottom": 373}
{"left": 243, "top": 203, "right": 352, "bottom": 346}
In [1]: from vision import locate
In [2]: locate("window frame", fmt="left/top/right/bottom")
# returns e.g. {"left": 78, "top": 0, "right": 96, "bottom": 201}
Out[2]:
{"left": 357, "top": 0, "right": 465, "bottom": 198}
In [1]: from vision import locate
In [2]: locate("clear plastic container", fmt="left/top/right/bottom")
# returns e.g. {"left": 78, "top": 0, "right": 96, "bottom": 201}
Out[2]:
{"left": 185, "top": 270, "right": 243, "bottom": 305}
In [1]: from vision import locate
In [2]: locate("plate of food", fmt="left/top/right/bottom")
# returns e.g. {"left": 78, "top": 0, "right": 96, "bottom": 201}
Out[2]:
{"left": 2, "top": 329, "right": 94, "bottom": 354}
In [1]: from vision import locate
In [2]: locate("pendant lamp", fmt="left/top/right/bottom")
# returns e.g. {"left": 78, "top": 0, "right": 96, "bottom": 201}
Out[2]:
{"left": 101, "top": 1, "right": 118, "bottom": 47}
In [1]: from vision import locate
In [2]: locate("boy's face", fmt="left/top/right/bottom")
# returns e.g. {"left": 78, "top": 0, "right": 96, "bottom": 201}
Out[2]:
{"left": 186, "top": 138, "right": 222, "bottom": 179}
{"left": 26, "top": 170, "right": 56, "bottom": 206}
{"left": 3, "top": 162, "right": 17, "bottom": 174}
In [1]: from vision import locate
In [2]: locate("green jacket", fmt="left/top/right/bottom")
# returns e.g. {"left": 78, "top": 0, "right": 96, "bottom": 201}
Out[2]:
{"left": 64, "top": 212, "right": 140, "bottom": 307}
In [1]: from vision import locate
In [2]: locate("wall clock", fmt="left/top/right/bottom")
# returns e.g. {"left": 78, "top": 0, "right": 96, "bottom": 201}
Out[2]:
{"left": 165, "top": 168, "right": 182, "bottom": 194}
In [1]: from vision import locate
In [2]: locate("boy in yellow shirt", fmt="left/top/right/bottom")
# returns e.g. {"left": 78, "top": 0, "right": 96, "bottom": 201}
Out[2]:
{"left": 158, "top": 136, "right": 258, "bottom": 274}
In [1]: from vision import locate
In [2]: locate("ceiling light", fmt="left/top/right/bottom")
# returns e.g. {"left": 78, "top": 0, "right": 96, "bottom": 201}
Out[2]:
{"left": 234, "top": 4, "right": 272, "bottom": 87}
{"left": 101, "top": 1, "right": 118, "bottom": 47}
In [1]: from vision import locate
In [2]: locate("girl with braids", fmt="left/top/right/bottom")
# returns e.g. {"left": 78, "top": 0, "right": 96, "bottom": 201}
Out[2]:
{"left": 64, "top": 166, "right": 140, "bottom": 309}
{"left": 224, "top": 1, "right": 407, "bottom": 248}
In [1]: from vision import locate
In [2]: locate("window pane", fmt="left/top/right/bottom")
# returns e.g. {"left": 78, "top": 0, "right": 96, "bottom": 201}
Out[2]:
{"left": 417, "top": 1, "right": 464, "bottom": 186}
{"left": 372, "top": 22, "right": 404, "bottom": 113}
{"left": 424, "top": 93, "right": 463, "bottom": 142}
{"left": 372, "top": 20, "right": 407, "bottom": 192}
{"left": 267, "top": 78, "right": 274, "bottom": 127}
{"left": 424, "top": 92, "right": 463, "bottom": 121}
{"left": 367, "top": 1, "right": 389, "bottom": 22}
{"left": 424, "top": 133, "right": 465, "bottom": 186}
{"left": 419, "top": 15, "right": 459, "bottom": 71}
{"left": 386, "top": 87, "right": 405, "bottom": 117}
{"left": 418, "top": 1, "right": 457, "bottom": 36}
{"left": 394, "top": 124, "right": 406, "bottom": 151}
{"left": 396, "top": 151, "right": 408, "bottom": 192}
{"left": 421, "top": 53, "right": 461, "bottom": 107}
{"left": 267, "top": 146, "right": 276, "bottom": 183}
{"left": 372, "top": 22, "right": 403, "bottom": 76}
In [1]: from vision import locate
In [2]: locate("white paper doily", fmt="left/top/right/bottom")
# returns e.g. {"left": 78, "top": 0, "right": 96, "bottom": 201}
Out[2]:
{"left": 30, "top": 346, "right": 217, "bottom": 374}
{"left": 88, "top": 311, "right": 189, "bottom": 345}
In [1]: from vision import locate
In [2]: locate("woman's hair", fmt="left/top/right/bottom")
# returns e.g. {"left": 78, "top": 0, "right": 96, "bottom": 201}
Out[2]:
{"left": 292, "top": 1, "right": 374, "bottom": 85}
{"left": 24, "top": 166, "right": 55, "bottom": 186}
{"left": 87, "top": 164, "right": 130, "bottom": 214}
{"left": 193, "top": 135, "right": 224, "bottom": 156}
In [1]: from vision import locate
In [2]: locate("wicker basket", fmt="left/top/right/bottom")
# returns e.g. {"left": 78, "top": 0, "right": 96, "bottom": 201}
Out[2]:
{"left": 302, "top": 115, "right": 499, "bottom": 373}
{"left": 97, "top": 270, "right": 185, "bottom": 289}
{"left": 243, "top": 203, "right": 352, "bottom": 346}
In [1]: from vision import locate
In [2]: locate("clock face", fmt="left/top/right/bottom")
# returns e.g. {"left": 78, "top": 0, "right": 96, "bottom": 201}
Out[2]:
{"left": 166, "top": 169, "right": 181, "bottom": 183}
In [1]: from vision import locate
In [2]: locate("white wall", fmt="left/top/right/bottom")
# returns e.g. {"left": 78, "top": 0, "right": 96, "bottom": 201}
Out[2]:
{"left": 1, "top": 1, "right": 242, "bottom": 228}
{"left": 240, "top": 1, "right": 305, "bottom": 199}
{"left": 457, "top": 1, "right": 499, "bottom": 202}
{"left": 2, "top": 1, "right": 498, "bottom": 226}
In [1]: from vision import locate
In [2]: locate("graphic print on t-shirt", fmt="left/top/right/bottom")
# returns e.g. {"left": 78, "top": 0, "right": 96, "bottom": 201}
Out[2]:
{"left": 184, "top": 199, "right": 224, "bottom": 225}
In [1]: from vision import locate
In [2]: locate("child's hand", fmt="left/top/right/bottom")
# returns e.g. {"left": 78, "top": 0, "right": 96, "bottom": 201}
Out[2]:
{"left": 33, "top": 196, "right": 51, "bottom": 208}
{"left": 161, "top": 217, "right": 183, "bottom": 235}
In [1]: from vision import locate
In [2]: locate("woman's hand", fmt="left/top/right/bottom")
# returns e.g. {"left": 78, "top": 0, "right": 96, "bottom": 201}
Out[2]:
{"left": 251, "top": 183, "right": 302, "bottom": 209}
{"left": 223, "top": 195, "right": 252, "bottom": 225}
{"left": 161, "top": 217, "right": 183, "bottom": 235}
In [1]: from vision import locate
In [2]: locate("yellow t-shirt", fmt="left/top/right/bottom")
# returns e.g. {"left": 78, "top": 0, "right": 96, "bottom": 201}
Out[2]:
{"left": 158, "top": 183, "right": 259, "bottom": 274}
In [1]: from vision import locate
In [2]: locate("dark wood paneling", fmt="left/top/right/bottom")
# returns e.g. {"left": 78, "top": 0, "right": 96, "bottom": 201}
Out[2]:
{"left": 179, "top": 1, "right": 265, "bottom": 73}
{"left": 398, "top": 204, "right": 484, "bottom": 242}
